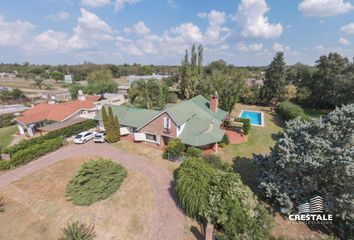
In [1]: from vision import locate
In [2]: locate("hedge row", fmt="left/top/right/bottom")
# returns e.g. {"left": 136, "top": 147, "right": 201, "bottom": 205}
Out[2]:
{"left": 10, "top": 137, "right": 64, "bottom": 168}
{"left": 5, "top": 119, "right": 96, "bottom": 156}
{"left": 277, "top": 101, "right": 309, "bottom": 121}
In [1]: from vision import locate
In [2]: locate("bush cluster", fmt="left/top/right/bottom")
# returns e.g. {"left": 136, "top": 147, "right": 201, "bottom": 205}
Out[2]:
{"left": 235, "top": 118, "right": 251, "bottom": 135}
{"left": 0, "top": 161, "right": 11, "bottom": 170}
{"left": 66, "top": 159, "right": 127, "bottom": 206}
{"left": 5, "top": 119, "right": 96, "bottom": 156}
{"left": 10, "top": 137, "right": 64, "bottom": 168}
{"left": 186, "top": 147, "right": 202, "bottom": 158}
{"left": 165, "top": 139, "right": 186, "bottom": 159}
{"left": 59, "top": 221, "right": 96, "bottom": 240}
{"left": 276, "top": 101, "right": 308, "bottom": 121}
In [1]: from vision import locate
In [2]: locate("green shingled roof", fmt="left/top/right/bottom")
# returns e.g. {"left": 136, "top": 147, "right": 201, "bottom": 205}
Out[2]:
{"left": 178, "top": 116, "right": 225, "bottom": 146}
{"left": 95, "top": 105, "right": 160, "bottom": 128}
{"left": 166, "top": 95, "right": 228, "bottom": 125}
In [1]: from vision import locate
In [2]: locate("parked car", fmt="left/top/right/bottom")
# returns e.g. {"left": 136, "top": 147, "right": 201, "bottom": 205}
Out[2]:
{"left": 94, "top": 131, "right": 106, "bottom": 143}
{"left": 74, "top": 131, "right": 95, "bottom": 144}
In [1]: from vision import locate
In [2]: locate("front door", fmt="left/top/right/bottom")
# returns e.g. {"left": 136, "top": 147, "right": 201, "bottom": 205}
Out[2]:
{"left": 161, "top": 136, "right": 171, "bottom": 146}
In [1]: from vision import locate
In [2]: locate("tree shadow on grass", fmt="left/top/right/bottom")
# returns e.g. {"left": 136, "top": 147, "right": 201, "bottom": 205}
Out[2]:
{"left": 232, "top": 156, "right": 258, "bottom": 193}
{"left": 191, "top": 226, "right": 204, "bottom": 240}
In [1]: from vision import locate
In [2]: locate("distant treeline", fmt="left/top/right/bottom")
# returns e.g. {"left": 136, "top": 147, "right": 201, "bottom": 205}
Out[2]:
{"left": 0, "top": 62, "right": 265, "bottom": 81}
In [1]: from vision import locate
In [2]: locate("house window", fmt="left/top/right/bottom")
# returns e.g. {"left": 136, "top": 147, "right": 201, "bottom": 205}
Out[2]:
{"left": 145, "top": 133, "right": 157, "bottom": 142}
{"left": 164, "top": 117, "right": 171, "bottom": 130}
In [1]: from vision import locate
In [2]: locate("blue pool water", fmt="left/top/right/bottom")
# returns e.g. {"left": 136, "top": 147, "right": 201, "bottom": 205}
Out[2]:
{"left": 240, "top": 111, "right": 263, "bottom": 126}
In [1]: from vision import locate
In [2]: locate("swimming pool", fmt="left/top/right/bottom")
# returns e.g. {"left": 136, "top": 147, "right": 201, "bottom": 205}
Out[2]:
{"left": 239, "top": 110, "right": 264, "bottom": 127}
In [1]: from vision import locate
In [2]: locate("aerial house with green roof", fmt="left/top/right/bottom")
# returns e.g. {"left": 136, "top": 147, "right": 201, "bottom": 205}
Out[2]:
{"left": 95, "top": 93, "right": 228, "bottom": 152}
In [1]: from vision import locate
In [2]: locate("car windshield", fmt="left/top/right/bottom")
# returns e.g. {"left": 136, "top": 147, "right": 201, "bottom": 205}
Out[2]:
{"left": 95, "top": 134, "right": 103, "bottom": 137}
{"left": 75, "top": 135, "right": 82, "bottom": 139}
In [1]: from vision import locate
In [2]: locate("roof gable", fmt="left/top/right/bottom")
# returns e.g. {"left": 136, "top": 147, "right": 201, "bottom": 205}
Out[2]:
{"left": 166, "top": 95, "right": 228, "bottom": 125}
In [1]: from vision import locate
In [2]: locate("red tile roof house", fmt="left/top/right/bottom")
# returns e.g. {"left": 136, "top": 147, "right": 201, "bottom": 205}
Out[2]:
{"left": 95, "top": 93, "right": 228, "bottom": 152}
{"left": 15, "top": 96, "right": 100, "bottom": 137}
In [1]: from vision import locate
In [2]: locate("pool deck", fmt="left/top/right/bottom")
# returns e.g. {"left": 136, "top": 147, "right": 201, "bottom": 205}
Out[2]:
{"left": 238, "top": 109, "right": 265, "bottom": 127}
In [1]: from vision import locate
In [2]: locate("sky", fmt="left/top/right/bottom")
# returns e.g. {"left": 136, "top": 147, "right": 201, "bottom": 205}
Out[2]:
{"left": 0, "top": 0, "right": 354, "bottom": 66}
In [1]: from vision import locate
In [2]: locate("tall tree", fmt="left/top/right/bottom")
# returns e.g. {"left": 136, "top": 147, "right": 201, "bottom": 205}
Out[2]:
{"left": 101, "top": 106, "right": 110, "bottom": 133}
{"left": 114, "top": 116, "right": 121, "bottom": 141}
{"left": 197, "top": 45, "right": 204, "bottom": 75}
{"left": 254, "top": 104, "right": 354, "bottom": 239}
{"left": 191, "top": 44, "right": 197, "bottom": 74}
{"left": 87, "top": 69, "right": 115, "bottom": 95}
{"left": 128, "top": 79, "right": 173, "bottom": 109}
{"left": 179, "top": 44, "right": 204, "bottom": 99}
{"left": 308, "top": 52, "right": 349, "bottom": 108}
{"left": 105, "top": 106, "right": 119, "bottom": 143}
{"left": 262, "top": 52, "right": 287, "bottom": 104}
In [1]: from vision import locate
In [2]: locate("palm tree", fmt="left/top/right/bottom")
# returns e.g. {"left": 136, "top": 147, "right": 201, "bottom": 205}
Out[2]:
{"left": 129, "top": 79, "right": 163, "bottom": 109}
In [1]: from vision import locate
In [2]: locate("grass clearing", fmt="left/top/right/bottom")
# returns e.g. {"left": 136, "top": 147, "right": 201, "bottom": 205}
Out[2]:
{"left": 112, "top": 140, "right": 180, "bottom": 173}
{"left": 0, "top": 125, "right": 18, "bottom": 149}
{"left": 0, "top": 156, "right": 153, "bottom": 240}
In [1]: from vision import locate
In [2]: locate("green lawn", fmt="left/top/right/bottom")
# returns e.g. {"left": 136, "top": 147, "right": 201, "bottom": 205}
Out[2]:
{"left": 218, "top": 104, "right": 284, "bottom": 189}
{"left": 0, "top": 125, "right": 18, "bottom": 149}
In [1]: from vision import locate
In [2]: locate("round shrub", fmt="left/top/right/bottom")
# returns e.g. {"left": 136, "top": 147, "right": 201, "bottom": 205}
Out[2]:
{"left": 66, "top": 159, "right": 127, "bottom": 206}
{"left": 166, "top": 139, "right": 185, "bottom": 158}
{"left": 59, "top": 221, "right": 96, "bottom": 240}
{"left": 277, "top": 101, "right": 307, "bottom": 121}
{"left": 187, "top": 147, "right": 202, "bottom": 158}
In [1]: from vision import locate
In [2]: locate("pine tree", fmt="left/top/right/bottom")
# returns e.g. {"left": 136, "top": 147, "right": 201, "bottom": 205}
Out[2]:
{"left": 101, "top": 106, "right": 109, "bottom": 133}
{"left": 262, "top": 52, "right": 287, "bottom": 104}
{"left": 114, "top": 115, "right": 121, "bottom": 141}
{"left": 105, "top": 106, "right": 119, "bottom": 143}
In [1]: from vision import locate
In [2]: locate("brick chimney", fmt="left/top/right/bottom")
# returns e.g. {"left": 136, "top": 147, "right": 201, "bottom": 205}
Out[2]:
{"left": 210, "top": 91, "right": 218, "bottom": 113}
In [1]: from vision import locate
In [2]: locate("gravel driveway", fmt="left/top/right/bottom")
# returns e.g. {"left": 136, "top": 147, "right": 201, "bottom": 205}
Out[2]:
{"left": 0, "top": 142, "right": 185, "bottom": 240}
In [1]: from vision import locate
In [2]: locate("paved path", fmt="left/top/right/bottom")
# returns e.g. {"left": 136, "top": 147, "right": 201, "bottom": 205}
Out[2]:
{"left": 0, "top": 142, "right": 185, "bottom": 240}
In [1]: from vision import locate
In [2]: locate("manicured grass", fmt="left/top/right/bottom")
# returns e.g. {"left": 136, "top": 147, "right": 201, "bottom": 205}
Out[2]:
{"left": 66, "top": 158, "right": 127, "bottom": 206}
{"left": 0, "top": 125, "right": 17, "bottom": 149}
{"left": 218, "top": 104, "right": 284, "bottom": 189}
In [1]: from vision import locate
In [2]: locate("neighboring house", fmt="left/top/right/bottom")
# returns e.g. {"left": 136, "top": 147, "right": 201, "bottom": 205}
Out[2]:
{"left": 96, "top": 93, "right": 227, "bottom": 152}
{"left": 42, "top": 89, "right": 71, "bottom": 102}
{"left": 15, "top": 96, "right": 100, "bottom": 136}
{"left": 94, "top": 93, "right": 125, "bottom": 108}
